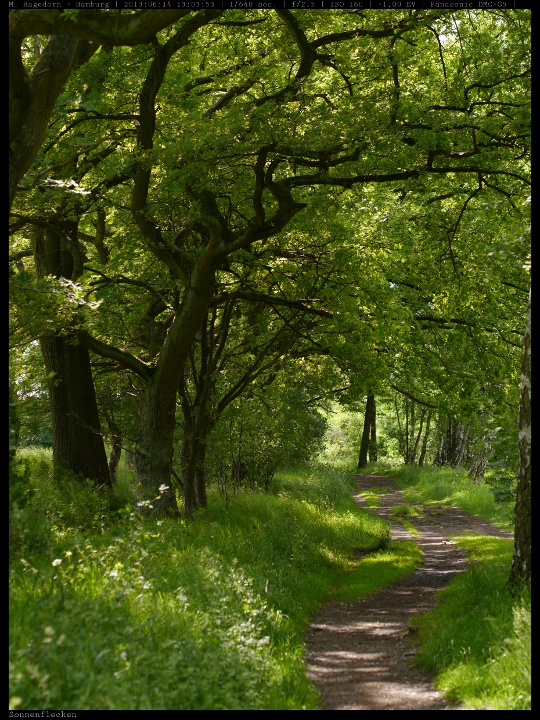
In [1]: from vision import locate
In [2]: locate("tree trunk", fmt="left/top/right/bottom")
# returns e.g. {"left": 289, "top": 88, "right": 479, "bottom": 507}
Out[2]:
{"left": 135, "top": 376, "right": 180, "bottom": 517}
{"left": 179, "top": 413, "right": 200, "bottom": 519}
{"left": 368, "top": 397, "right": 377, "bottom": 463}
{"left": 33, "top": 225, "right": 111, "bottom": 489}
{"left": 358, "top": 394, "right": 376, "bottom": 469}
{"left": 468, "top": 451, "right": 487, "bottom": 484}
{"left": 404, "top": 399, "right": 410, "bottom": 464}
{"left": 509, "top": 287, "right": 531, "bottom": 588}
{"left": 133, "top": 246, "right": 219, "bottom": 517}
{"left": 418, "top": 409, "right": 432, "bottom": 466}
{"left": 451, "top": 421, "right": 470, "bottom": 469}
{"left": 433, "top": 415, "right": 446, "bottom": 466}
{"left": 124, "top": 446, "right": 136, "bottom": 471}
{"left": 9, "top": 34, "right": 96, "bottom": 210}
{"left": 9, "top": 379, "right": 20, "bottom": 449}
{"left": 105, "top": 418, "right": 123, "bottom": 484}
{"left": 195, "top": 441, "right": 208, "bottom": 509}
{"left": 410, "top": 407, "right": 426, "bottom": 464}
{"left": 40, "top": 332, "right": 111, "bottom": 489}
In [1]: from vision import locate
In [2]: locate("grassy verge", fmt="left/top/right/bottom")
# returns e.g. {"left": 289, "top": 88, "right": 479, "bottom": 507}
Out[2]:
{"left": 11, "top": 451, "right": 403, "bottom": 711}
{"left": 11, "top": 451, "right": 528, "bottom": 710}
{"left": 388, "top": 464, "right": 515, "bottom": 532}
{"left": 411, "top": 535, "right": 530, "bottom": 710}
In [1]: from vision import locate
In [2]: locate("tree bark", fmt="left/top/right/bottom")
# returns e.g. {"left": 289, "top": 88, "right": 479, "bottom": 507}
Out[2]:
{"left": 468, "top": 451, "right": 487, "bottom": 484}
{"left": 179, "top": 411, "right": 202, "bottom": 519}
{"left": 509, "top": 287, "right": 531, "bottom": 588}
{"left": 104, "top": 414, "right": 123, "bottom": 483}
{"left": 40, "top": 333, "right": 111, "bottom": 489}
{"left": 134, "top": 247, "right": 219, "bottom": 516}
{"left": 451, "top": 421, "right": 470, "bottom": 469}
{"left": 410, "top": 407, "right": 426, "bottom": 464}
{"left": 195, "top": 442, "right": 208, "bottom": 509}
{"left": 358, "top": 394, "right": 376, "bottom": 469}
{"left": 369, "top": 397, "right": 377, "bottom": 463}
{"left": 33, "top": 226, "right": 111, "bottom": 489}
{"left": 404, "top": 399, "right": 410, "bottom": 464}
{"left": 418, "top": 409, "right": 432, "bottom": 466}
{"left": 135, "top": 374, "right": 180, "bottom": 517}
{"left": 433, "top": 415, "right": 446, "bottom": 466}
{"left": 9, "top": 31, "right": 96, "bottom": 209}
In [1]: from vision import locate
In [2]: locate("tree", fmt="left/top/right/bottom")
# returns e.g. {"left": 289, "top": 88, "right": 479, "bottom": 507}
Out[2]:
{"left": 9, "top": 8, "right": 194, "bottom": 208}
{"left": 177, "top": 272, "right": 335, "bottom": 515}
{"left": 10, "top": 9, "right": 530, "bottom": 517}
{"left": 509, "top": 293, "right": 531, "bottom": 588}
{"left": 357, "top": 394, "right": 376, "bottom": 469}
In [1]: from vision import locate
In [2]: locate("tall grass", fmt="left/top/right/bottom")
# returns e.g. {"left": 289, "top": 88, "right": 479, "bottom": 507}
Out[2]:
{"left": 10, "top": 450, "right": 529, "bottom": 711}
{"left": 10, "top": 452, "right": 393, "bottom": 711}
{"left": 389, "top": 464, "right": 515, "bottom": 532}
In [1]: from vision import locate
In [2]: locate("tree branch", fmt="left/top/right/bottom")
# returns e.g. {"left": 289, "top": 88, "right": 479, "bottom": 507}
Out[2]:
{"left": 211, "top": 290, "right": 333, "bottom": 318}
{"left": 81, "top": 332, "right": 152, "bottom": 381}
{"left": 390, "top": 383, "right": 437, "bottom": 409}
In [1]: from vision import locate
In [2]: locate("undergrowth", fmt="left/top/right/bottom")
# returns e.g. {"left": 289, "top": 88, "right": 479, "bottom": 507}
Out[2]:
{"left": 9, "top": 450, "right": 528, "bottom": 711}
{"left": 10, "top": 451, "right": 394, "bottom": 711}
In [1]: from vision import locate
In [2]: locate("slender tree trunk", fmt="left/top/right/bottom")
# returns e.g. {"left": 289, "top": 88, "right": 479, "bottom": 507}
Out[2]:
{"left": 9, "top": 376, "right": 21, "bottom": 449}
{"left": 510, "top": 288, "right": 531, "bottom": 588}
{"left": 469, "top": 451, "right": 487, "bottom": 484}
{"left": 418, "top": 409, "right": 432, "bottom": 466}
{"left": 405, "top": 399, "right": 410, "bottom": 464}
{"left": 195, "top": 441, "right": 208, "bottom": 509}
{"left": 124, "top": 446, "right": 136, "bottom": 471}
{"left": 369, "top": 397, "right": 377, "bottom": 463}
{"left": 410, "top": 407, "right": 426, "bottom": 464}
{"left": 451, "top": 422, "right": 470, "bottom": 468}
{"left": 358, "top": 394, "right": 376, "bottom": 469}
{"left": 433, "top": 415, "right": 446, "bottom": 466}
{"left": 104, "top": 415, "right": 123, "bottom": 484}
{"left": 394, "top": 397, "right": 405, "bottom": 462}
{"left": 179, "top": 413, "right": 201, "bottom": 518}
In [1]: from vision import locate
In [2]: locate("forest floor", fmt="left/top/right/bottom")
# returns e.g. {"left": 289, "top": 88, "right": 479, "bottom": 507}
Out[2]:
{"left": 304, "top": 473, "right": 514, "bottom": 711}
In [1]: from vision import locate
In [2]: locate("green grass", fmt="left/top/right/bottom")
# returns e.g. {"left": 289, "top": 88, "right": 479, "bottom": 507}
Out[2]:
{"left": 10, "top": 450, "right": 528, "bottom": 711}
{"left": 389, "top": 464, "right": 515, "bottom": 533}
{"left": 330, "top": 540, "right": 422, "bottom": 602}
{"left": 358, "top": 491, "right": 381, "bottom": 507}
{"left": 356, "top": 484, "right": 395, "bottom": 509}
{"left": 10, "top": 453, "right": 397, "bottom": 711}
{"left": 390, "top": 502, "right": 422, "bottom": 518}
{"left": 410, "top": 535, "right": 530, "bottom": 710}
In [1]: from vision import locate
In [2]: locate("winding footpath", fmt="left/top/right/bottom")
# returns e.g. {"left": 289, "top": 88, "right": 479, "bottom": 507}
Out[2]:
{"left": 304, "top": 474, "right": 514, "bottom": 711}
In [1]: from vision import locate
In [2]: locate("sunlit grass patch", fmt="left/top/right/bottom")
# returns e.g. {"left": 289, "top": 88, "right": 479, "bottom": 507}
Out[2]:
{"left": 10, "top": 460, "right": 390, "bottom": 710}
{"left": 357, "top": 491, "right": 381, "bottom": 507}
{"left": 365, "top": 485, "right": 394, "bottom": 494}
{"left": 391, "top": 517, "right": 420, "bottom": 537}
{"left": 390, "top": 503, "right": 421, "bottom": 517}
{"left": 330, "top": 540, "right": 422, "bottom": 602}
{"left": 391, "top": 465, "right": 514, "bottom": 533}
{"left": 411, "top": 534, "right": 529, "bottom": 710}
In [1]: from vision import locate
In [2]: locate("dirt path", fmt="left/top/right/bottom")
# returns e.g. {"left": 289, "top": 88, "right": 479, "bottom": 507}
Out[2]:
{"left": 304, "top": 474, "right": 514, "bottom": 711}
